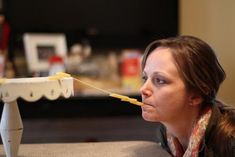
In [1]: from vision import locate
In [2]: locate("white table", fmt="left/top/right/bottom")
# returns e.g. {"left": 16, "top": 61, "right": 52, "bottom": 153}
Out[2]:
{"left": 0, "top": 141, "right": 171, "bottom": 157}
{"left": 0, "top": 77, "right": 74, "bottom": 157}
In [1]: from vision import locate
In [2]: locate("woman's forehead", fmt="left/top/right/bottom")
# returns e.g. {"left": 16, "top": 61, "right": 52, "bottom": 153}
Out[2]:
{"left": 144, "top": 47, "right": 180, "bottom": 77}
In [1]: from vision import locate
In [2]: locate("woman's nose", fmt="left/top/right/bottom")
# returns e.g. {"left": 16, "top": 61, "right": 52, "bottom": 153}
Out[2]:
{"left": 140, "top": 80, "right": 152, "bottom": 97}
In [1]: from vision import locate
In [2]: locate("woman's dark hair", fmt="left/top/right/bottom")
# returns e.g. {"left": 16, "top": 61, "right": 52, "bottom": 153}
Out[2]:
{"left": 213, "top": 101, "right": 235, "bottom": 156}
{"left": 142, "top": 35, "right": 226, "bottom": 103}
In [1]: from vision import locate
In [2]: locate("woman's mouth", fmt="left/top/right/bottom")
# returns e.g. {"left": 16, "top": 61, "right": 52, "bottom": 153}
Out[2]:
{"left": 142, "top": 103, "right": 155, "bottom": 111}
{"left": 141, "top": 103, "right": 155, "bottom": 113}
{"left": 143, "top": 102, "right": 154, "bottom": 107}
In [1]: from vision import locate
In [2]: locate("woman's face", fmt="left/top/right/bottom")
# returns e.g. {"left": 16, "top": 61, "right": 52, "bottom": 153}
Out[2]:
{"left": 140, "top": 47, "right": 191, "bottom": 123}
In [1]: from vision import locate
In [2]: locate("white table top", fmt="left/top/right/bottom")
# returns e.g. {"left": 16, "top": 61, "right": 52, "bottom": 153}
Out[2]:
{"left": 0, "top": 141, "right": 171, "bottom": 157}
{"left": 0, "top": 77, "right": 73, "bottom": 102}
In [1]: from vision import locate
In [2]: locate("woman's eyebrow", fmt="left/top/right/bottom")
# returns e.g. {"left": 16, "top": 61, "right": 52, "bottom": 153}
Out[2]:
{"left": 151, "top": 71, "right": 173, "bottom": 81}
{"left": 151, "top": 71, "right": 166, "bottom": 76}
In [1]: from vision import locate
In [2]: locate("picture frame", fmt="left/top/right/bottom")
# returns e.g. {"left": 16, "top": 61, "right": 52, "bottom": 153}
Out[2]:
{"left": 23, "top": 33, "right": 67, "bottom": 73}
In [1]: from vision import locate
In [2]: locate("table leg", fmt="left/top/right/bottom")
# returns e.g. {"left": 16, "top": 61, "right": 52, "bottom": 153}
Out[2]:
{"left": 0, "top": 101, "right": 23, "bottom": 157}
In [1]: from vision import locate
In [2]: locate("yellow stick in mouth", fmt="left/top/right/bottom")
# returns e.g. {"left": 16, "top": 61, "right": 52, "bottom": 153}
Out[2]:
{"left": 49, "top": 72, "right": 143, "bottom": 106}
{"left": 109, "top": 93, "right": 143, "bottom": 106}
{"left": 73, "top": 77, "right": 110, "bottom": 95}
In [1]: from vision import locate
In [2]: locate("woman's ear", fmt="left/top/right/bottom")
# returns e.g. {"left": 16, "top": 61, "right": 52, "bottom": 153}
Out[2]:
{"left": 189, "top": 92, "right": 203, "bottom": 107}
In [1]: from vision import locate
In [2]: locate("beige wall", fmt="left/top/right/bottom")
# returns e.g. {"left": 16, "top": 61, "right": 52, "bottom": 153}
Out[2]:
{"left": 179, "top": 0, "right": 235, "bottom": 105}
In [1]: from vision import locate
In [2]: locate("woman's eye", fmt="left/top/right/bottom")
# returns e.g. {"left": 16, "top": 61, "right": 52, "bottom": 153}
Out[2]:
{"left": 152, "top": 77, "right": 166, "bottom": 85}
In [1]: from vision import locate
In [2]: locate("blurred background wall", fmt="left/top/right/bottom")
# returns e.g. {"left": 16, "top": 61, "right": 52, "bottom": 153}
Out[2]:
{"left": 180, "top": 0, "right": 235, "bottom": 105}
{"left": 2, "top": 0, "right": 235, "bottom": 105}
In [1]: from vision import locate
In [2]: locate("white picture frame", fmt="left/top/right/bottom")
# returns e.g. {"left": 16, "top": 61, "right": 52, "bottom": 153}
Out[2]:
{"left": 23, "top": 33, "right": 67, "bottom": 72}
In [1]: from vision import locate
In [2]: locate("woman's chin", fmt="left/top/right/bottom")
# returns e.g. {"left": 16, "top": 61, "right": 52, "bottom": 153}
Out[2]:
{"left": 142, "top": 114, "right": 150, "bottom": 121}
{"left": 141, "top": 105, "right": 160, "bottom": 121}
{"left": 141, "top": 111, "right": 158, "bottom": 122}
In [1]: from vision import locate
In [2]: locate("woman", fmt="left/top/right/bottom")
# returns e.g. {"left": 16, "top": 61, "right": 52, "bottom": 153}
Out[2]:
{"left": 140, "top": 36, "right": 235, "bottom": 157}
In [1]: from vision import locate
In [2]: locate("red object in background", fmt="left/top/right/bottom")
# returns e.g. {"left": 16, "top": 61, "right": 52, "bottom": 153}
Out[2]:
{"left": 48, "top": 55, "right": 65, "bottom": 75}
{"left": 48, "top": 55, "right": 64, "bottom": 64}
{"left": 0, "top": 22, "right": 10, "bottom": 50}
{"left": 120, "top": 51, "right": 142, "bottom": 91}
{"left": 121, "top": 57, "right": 141, "bottom": 77}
